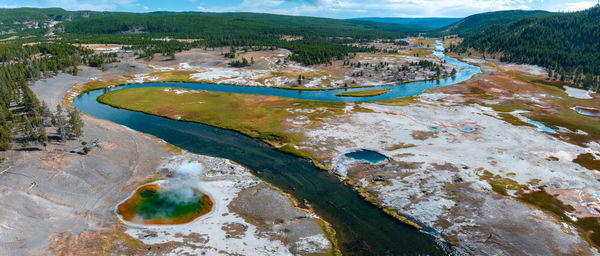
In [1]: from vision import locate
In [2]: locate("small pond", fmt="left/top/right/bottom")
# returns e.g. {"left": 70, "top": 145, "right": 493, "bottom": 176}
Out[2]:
{"left": 344, "top": 149, "right": 389, "bottom": 163}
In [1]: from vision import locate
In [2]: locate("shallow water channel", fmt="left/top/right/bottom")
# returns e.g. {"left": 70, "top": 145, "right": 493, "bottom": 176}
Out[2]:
{"left": 73, "top": 42, "right": 479, "bottom": 255}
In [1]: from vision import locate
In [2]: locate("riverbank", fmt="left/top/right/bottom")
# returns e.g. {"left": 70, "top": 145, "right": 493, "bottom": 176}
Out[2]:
{"left": 87, "top": 59, "right": 600, "bottom": 255}
{"left": 0, "top": 62, "right": 339, "bottom": 255}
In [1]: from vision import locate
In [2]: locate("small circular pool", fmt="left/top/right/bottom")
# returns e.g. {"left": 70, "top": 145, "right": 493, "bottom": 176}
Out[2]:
{"left": 117, "top": 183, "right": 213, "bottom": 225}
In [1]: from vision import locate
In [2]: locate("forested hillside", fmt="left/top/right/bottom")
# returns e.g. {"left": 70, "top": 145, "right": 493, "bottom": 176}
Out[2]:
{"left": 58, "top": 11, "right": 418, "bottom": 65}
{"left": 454, "top": 6, "right": 600, "bottom": 90}
{"left": 351, "top": 17, "right": 461, "bottom": 29}
{"left": 436, "top": 10, "right": 551, "bottom": 36}
{"left": 61, "top": 12, "right": 415, "bottom": 38}
{"left": 0, "top": 8, "right": 102, "bottom": 38}
{"left": 0, "top": 9, "right": 422, "bottom": 66}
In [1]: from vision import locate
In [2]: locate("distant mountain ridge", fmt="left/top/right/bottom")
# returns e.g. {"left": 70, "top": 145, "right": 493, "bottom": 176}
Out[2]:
{"left": 350, "top": 17, "right": 462, "bottom": 29}
{"left": 0, "top": 7, "right": 104, "bottom": 36}
{"left": 436, "top": 10, "right": 552, "bottom": 36}
{"left": 0, "top": 8, "right": 426, "bottom": 40}
{"left": 60, "top": 11, "right": 422, "bottom": 37}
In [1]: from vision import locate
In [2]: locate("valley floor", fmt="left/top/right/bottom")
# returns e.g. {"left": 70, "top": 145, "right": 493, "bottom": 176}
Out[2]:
{"left": 94, "top": 47, "right": 600, "bottom": 255}
{"left": 1, "top": 40, "right": 599, "bottom": 255}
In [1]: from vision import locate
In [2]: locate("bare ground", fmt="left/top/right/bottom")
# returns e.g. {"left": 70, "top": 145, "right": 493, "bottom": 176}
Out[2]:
{"left": 1, "top": 57, "right": 335, "bottom": 255}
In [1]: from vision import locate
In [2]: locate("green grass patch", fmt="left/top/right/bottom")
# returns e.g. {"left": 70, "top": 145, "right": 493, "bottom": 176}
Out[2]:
{"left": 496, "top": 113, "right": 535, "bottom": 127}
{"left": 573, "top": 153, "right": 600, "bottom": 171}
{"left": 97, "top": 87, "right": 348, "bottom": 166}
{"left": 163, "top": 142, "right": 183, "bottom": 154}
{"left": 150, "top": 70, "right": 196, "bottom": 82}
{"left": 385, "top": 143, "right": 416, "bottom": 151}
{"left": 336, "top": 89, "right": 390, "bottom": 98}
{"left": 528, "top": 108, "right": 600, "bottom": 146}
{"left": 517, "top": 190, "right": 574, "bottom": 222}
{"left": 505, "top": 71, "right": 567, "bottom": 91}
{"left": 518, "top": 190, "right": 600, "bottom": 249}
{"left": 375, "top": 96, "right": 420, "bottom": 106}
{"left": 576, "top": 218, "right": 600, "bottom": 248}
{"left": 478, "top": 169, "right": 527, "bottom": 195}
{"left": 257, "top": 131, "right": 291, "bottom": 144}
{"left": 99, "top": 230, "right": 144, "bottom": 253}
{"left": 486, "top": 104, "right": 515, "bottom": 112}
{"left": 80, "top": 78, "right": 127, "bottom": 94}
{"left": 277, "top": 144, "right": 311, "bottom": 159}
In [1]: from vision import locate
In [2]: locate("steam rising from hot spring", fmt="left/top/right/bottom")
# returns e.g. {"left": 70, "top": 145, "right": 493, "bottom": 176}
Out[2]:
{"left": 160, "top": 161, "right": 205, "bottom": 204}
{"left": 118, "top": 159, "right": 214, "bottom": 224}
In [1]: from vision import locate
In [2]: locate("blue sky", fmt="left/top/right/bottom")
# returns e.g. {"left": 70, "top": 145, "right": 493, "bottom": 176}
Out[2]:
{"left": 1, "top": 0, "right": 598, "bottom": 18}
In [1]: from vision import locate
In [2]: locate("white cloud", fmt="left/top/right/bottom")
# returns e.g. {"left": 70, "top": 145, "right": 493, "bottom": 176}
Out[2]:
{"left": 44, "top": 0, "right": 139, "bottom": 11}
{"left": 208, "top": 0, "right": 556, "bottom": 17}
{"left": 562, "top": 1, "right": 597, "bottom": 11}
{"left": 242, "top": 0, "right": 285, "bottom": 8}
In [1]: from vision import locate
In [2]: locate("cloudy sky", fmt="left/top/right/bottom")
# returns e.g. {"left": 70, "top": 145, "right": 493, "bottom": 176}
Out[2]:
{"left": 1, "top": 0, "right": 598, "bottom": 18}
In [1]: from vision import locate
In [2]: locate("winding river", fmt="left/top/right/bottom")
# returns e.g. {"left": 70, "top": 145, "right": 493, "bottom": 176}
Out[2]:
{"left": 73, "top": 43, "right": 480, "bottom": 255}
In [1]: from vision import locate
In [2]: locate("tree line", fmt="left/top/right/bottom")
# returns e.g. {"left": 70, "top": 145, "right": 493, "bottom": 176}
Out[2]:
{"left": 452, "top": 6, "right": 600, "bottom": 91}
{"left": 53, "top": 11, "right": 407, "bottom": 66}
{"left": 0, "top": 42, "right": 97, "bottom": 150}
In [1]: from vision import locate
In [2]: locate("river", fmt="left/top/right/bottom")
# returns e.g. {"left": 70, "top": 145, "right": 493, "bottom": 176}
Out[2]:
{"left": 73, "top": 42, "right": 479, "bottom": 255}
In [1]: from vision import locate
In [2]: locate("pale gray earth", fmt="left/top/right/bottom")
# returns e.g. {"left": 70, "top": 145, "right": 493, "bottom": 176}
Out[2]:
{"left": 0, "top": 113, "right": 170, "bottom": 255}
{"left": 306, "top": 98, "right": 599, "bottom": 255}
{"left": 1, "top": 59, "right": 334, "bottom": 255}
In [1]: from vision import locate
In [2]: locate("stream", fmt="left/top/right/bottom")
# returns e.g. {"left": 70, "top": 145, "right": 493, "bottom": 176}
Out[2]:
{"left": 73, "top": 42, "right": 479, "bottom": 255}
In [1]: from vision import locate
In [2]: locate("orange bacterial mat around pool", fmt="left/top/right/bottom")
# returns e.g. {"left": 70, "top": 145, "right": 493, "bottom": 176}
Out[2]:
{"left": 117, "top": 183, "right": 213, "bottom": 225}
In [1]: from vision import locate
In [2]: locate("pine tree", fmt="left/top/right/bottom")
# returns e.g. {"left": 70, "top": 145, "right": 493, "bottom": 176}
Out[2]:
{"left": 56, "top": 105, "right": 67, "bottom": 142}
{"left": 41, "top": 101, "right": 51, "bottom": 119}
{"left": 68, "top": 110, "right": 84, "bottom": 138}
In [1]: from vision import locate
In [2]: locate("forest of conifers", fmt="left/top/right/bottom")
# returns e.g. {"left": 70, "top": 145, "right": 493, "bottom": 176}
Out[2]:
{"left": 453, "top": 6, "right": 600, "bottom": 90}
{"left": 59, "top": 12, "right": 408, "bottom": 65}
{"left": 0, "top": 43, "right": 105, "bottom": 150}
